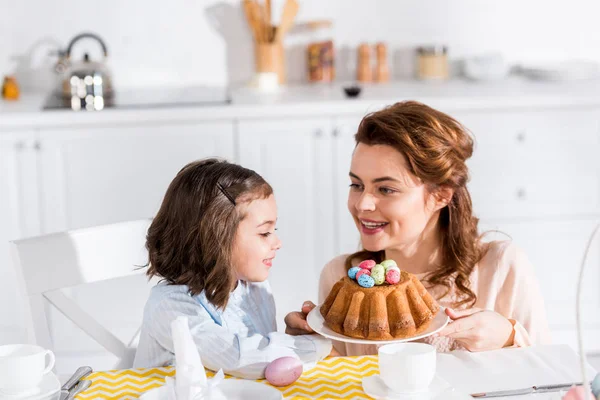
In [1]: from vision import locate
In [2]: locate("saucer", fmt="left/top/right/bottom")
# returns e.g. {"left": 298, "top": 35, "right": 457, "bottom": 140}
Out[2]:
{"left": 139, "top": 379, "right": 283, "bottom": 400}
{"left": 362, "top": 374, "right": 464, "bottom": 400}
{"left": 0, "top": 373, "right": 60, "bottom": 400}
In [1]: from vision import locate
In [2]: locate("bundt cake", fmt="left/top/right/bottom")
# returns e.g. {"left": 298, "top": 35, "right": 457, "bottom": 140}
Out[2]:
{"left": 320, "top": 261, "right": 439, "bottom": 340}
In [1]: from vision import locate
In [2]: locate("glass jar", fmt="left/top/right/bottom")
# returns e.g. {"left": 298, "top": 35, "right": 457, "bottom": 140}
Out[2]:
{"left": 307, "top": 20, "right": 335, "bottom": 83}
{"left": 2, "top": 76, "right": 20, "bottom": 100}
{"left": 416, "top": 46, "right": 449, "bottom": 81}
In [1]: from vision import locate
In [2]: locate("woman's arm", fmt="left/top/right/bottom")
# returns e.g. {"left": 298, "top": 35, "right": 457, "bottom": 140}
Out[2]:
{"left": 493, "top": 242, "right": 552, "bottom": 346}
{"left": 438, "top": 242, "right": 551, "bottom": 350}
{"left": 148, "top": 291, "right": 332, "bottom": 379}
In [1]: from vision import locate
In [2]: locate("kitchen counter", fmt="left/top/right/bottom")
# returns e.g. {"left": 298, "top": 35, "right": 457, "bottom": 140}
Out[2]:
{"left": 2, "top": 78, "right": 600, "bottom": 130}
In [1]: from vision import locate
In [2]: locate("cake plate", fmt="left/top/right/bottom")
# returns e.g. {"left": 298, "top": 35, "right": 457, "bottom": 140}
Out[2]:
{"left": 307, "top": 305, "right": 450, "bottom": 345}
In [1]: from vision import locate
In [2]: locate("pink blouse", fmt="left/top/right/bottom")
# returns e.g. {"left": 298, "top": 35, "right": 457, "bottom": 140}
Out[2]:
{"left": 318, "top": 240, "right": 552, "bottom": 355}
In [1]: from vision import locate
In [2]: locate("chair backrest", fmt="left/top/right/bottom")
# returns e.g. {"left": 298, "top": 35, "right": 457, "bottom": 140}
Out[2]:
{"left": 10, "top": 219, "right": 152, "bottom": 370}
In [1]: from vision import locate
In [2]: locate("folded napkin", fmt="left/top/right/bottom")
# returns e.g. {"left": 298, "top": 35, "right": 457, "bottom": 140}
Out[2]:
{"left": 436, "top": 344, "right": 598, "bottom": 395}
{"left": 141, "top": 316, "right": 226, "bottom": 400}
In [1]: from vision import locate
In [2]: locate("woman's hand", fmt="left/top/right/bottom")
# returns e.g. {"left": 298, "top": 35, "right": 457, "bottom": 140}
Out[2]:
{"left": 284, "top": 301, "right": 316, "bottom": 335}
{"left": 436, "top": 307, "right": 514, "bottom": 352}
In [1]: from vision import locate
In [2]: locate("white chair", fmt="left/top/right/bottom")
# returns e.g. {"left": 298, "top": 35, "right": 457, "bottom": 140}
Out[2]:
{"left": 10, "top": 219, "right": 152, "bottom": 370}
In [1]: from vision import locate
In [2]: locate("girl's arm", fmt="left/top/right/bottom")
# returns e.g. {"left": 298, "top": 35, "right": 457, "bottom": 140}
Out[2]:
{"left": 148, "top": 290, "right": 332, "bottom": 380}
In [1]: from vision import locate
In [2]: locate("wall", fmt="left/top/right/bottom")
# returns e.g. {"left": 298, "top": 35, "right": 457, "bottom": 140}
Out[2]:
{"left": 1, "top": 0, "right": 599, "bottom": 91}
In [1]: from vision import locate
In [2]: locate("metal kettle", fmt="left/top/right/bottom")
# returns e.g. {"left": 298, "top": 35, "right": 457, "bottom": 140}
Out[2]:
{"left": 55, "top": 33, "right": 113, "bottom": 110}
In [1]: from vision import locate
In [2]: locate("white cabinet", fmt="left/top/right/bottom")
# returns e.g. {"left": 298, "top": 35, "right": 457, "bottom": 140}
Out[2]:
{"left": 333, "top": 116, "right": 364, "bottom": 256}
{"left": 457, "top": 109, "right": 600, "bottom": 221}
{"left": 237, "top": 118, "right": 336, "bottom": 327}
{"left": 37, "top": 122, "right": 235, "bottom": 234}
{"left": 0, "top": 131, "right": 41, "bottom": 344}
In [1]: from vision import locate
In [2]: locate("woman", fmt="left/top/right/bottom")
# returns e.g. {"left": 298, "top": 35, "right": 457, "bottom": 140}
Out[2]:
{"left": 285, "top": 101, "right": 551, "bottom": 355}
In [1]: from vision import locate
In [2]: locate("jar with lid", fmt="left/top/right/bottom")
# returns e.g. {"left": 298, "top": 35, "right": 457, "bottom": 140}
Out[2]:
{"left": 306, "top": 20, "right": 335, "bottom": 83}
{"left": 416, "top": 45, "right": 449, "bottom": 80}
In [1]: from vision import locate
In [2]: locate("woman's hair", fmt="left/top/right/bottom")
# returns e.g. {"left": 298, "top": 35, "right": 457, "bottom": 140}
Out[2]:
{"left": 345, "top": 101, "right": 481, "bottom": 307}
{"left": 146, "top": 158, "right": 273, "bottom": 309}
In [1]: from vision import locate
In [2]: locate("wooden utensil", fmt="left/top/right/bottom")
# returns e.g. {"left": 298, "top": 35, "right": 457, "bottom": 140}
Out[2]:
{"left": 274, "top": 0, "right": 298, "bottom": 43}
{"left": 243, "top": 0, "right": 260, "bottom": 42}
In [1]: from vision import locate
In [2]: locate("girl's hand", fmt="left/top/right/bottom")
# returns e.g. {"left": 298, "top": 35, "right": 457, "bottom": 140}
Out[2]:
{"left": 284, "top": 301, "right": 316, "bottom": 335}
{"left": 328, "top": 346, "right": 341, "bottom": 357}
{"left": 436, "top": 307, "right": 514, "bottom": 352}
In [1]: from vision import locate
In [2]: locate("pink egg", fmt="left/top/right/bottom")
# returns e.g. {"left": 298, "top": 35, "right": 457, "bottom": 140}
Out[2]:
{"left": 355, "top": 269, "right": 371, "bottom": 280}
{"left": 562, "top": 386, "right": 593, "bottom": 400}
{"left": 386, "top": 269, "right": 400, "bottom": 284}
{"left": 359, "top": 260, "right": 376, "bottom": 270}
{"left": 265, "top": 356, "right": 303, "bottom": 387}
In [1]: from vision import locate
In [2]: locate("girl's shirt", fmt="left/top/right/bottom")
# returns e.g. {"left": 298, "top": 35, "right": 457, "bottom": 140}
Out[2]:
{"left": 134, "top": 279, "right": 331, "bottom": 379}
{"left": 318, "top": 240, "right": 552, "bottom": 356}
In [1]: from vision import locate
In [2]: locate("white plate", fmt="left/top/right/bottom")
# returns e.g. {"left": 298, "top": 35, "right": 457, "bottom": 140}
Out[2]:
{"left": 362, "top": 374, "right": 471, "bottom": 400}
{"left": 0, "top": 373, "right": 60, "bottom": 400}
{"left": 307, "top": 305, "right": 449, "bottom": 345}
{"left": 139, "top": 379, "right": 283, "bottom": 400}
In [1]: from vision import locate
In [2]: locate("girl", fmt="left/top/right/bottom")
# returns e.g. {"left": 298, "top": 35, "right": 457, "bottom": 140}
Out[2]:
{"left": 285, "top": 101, "right": 551, "bottom": 355}
{"left": 133, "top": 158, "right": 333, "bottom": 379}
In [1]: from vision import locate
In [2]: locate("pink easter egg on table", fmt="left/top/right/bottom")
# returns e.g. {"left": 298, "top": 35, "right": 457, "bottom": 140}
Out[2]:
{"left": 385, "top": 269, "right": 400, "bottom": 284}
{"left": 355, "top": 269, "right": 371, "bottom": 280}
{"left": 562, "top": 385, "right": 592, "bottom": 400}
{"left": 358, "top": 260, "right": 376, "bottom": 270}
{"left": 265, "top": 356, "right": 303, "bottom": 387}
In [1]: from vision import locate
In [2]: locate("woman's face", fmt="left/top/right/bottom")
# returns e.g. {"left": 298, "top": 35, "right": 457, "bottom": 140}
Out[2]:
{"left": 347, "top": 143, "right": 444, "bottom": 253}
{"left": 232, "top": 194, "right": 282, "bottom": 282}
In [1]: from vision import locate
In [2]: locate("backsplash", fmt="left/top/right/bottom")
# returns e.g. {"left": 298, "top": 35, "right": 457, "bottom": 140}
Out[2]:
{"left": 1, "top": 0, "right": 599, "bottom": 90}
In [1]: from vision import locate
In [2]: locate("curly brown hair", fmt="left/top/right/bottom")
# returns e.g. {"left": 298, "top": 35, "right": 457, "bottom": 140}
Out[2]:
{"left": 146, "top": 158, "right": 273, "bottom": 309}
{"left": 345, "top": 101, "right": 482, "bottom": 307}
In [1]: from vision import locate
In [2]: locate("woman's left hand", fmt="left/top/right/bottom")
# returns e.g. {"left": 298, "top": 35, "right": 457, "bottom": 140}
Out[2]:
{"left": 436, "top": 307, "right": 514, "bottom": 352}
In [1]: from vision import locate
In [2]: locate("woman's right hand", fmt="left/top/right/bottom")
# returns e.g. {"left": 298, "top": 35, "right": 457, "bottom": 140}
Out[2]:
{"left": 284, "top": 301, "right": 316, "bottom": 335}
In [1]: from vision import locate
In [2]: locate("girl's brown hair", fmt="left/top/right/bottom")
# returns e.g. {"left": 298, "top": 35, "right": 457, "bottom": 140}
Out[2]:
{"left": 146, "top": 158, "right": 272, "bottom": 309}
{"left": 346, "top": 101, "right": 481, "bottom": 307}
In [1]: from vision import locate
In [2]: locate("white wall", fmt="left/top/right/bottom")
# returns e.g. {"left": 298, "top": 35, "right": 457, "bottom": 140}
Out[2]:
{"left": 1, "top": 0, "right": 599, "bottom": 91}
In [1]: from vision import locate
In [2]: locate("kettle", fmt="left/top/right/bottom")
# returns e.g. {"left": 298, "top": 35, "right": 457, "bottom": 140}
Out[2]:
{"left": 54, "top": 33, "right": 113, "bottom": 110}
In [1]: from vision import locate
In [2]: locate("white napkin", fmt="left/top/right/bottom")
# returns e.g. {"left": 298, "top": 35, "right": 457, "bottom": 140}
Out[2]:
{"left": 165, "top": 316, "right": 226, "bottom": 400}
{"left": 436, "top": 344, "right": 598, "bottom": 395}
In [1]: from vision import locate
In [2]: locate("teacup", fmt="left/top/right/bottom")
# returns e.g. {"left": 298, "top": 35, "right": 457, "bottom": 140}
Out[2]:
{"left": 378, "top": 342, "right": 436, "bottom": 393}
{"left": 0, "top": 344, "right": 56, "bottom": 395}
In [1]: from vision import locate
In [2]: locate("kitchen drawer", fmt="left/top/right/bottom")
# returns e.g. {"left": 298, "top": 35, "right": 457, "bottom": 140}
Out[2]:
{"left": 456, "top": 109, "right": 600, "bottom": 219}
{"left": 478, "top": 218, "right": 600, "bottom": 335}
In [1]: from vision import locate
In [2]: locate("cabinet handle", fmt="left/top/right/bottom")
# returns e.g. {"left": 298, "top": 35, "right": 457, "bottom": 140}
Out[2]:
{"left": 332, "top": 128, "right": 339, "bottom": 137}
{"left": 315, "top": 129, "right": 323, "bottom": 138}
{"left": 14, "top": 141, "right": 24, "bottom": 151}
{"left": 516, "top": 131, "right": 526, "bottom": 143}
{"left": 516, "top": 188, "right": 527, "bottom": 200}
{"left": 33, "top": 140, "right": 41, "bottom": 151}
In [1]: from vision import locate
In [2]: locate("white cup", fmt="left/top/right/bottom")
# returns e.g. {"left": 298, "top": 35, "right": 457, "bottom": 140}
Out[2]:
{"left": 378, "top": 343, "right": 436, "bottom": 393}
{"left": 0, "top": 344, "right": 56, "bottom": 395}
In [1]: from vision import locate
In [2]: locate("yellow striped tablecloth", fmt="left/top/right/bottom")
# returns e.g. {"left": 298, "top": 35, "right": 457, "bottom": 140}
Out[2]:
{"left": 76, "top": 355, "right": 379, "bottom": 399}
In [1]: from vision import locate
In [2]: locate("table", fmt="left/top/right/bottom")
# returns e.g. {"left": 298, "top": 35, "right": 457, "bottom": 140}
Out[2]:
{"left": 76, "top": 355, "right": 380, "bottom": 399}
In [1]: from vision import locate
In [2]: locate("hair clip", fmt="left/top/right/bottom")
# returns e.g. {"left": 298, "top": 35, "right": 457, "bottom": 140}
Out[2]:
{"left": 217, "top": 182, "right": 236, "bottom": 205}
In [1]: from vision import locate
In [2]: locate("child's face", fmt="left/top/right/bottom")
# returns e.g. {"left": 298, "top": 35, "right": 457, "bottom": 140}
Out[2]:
{"left": 232, "top": 194, "right": 281, "bottom": 282}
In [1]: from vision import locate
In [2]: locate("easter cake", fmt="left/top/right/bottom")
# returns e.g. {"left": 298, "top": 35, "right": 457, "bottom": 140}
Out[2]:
{"left": 320, "top": 259, "right": 439, "bottom": 340}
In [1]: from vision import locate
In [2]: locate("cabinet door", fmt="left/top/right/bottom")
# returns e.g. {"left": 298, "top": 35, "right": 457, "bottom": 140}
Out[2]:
{"left": 455, "top": 109, "right": 600, "bottom": 220}
{"left": 38, "top": 122, "right": 235, "bottom": 233}
{"left": 35, "top": 122, "right": 234, "bottom": 365}
{"left": 479, "top": 219, "right": 600, "bottom": 352}
{"left": 333, "top": 116, "right": 364, "bottom": 256}
{"left": 0, "top": 131, "right": 40, "bottom": 344}
{"left": 238, "top": 118, "right": 335, "bottom": 327}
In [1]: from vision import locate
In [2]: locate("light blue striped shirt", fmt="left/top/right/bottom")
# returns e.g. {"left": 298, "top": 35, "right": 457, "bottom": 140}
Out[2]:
{"left": 133, "top": 280, "right": 332, "bottom": 379}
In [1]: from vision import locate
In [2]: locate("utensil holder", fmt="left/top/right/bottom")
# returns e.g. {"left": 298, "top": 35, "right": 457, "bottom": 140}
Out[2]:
{"left": 255, "top": 42, "right": 285, "bottom": 84}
